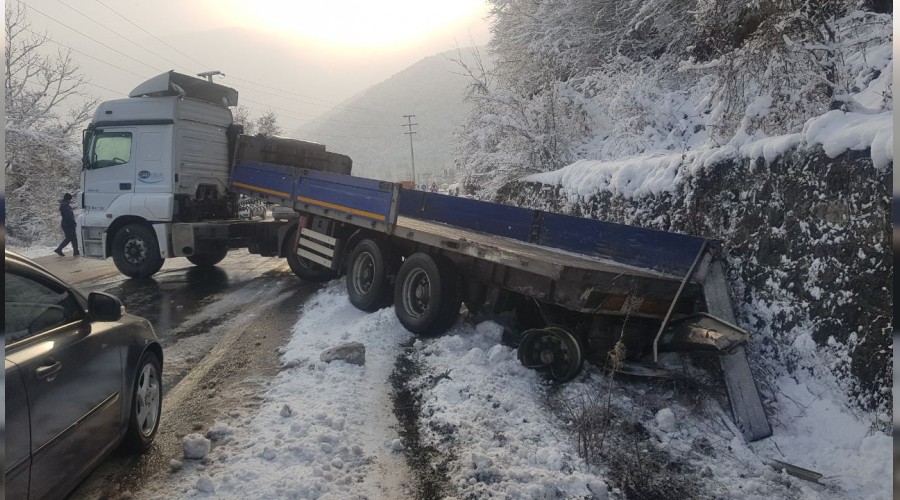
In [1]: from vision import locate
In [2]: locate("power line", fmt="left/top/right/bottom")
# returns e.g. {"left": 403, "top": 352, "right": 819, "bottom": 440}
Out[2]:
{"left": 88, "top": 0, "right": 397, "bottom": 120}
{"left": 56, "top": 0, "right": 195, "bottom": 74}
{"left": 23, "top": 27, "right": 149, "bottom": 81}
{"left": 225, "top": 75, "right": 391, "bottom": 117}
{"left": 19, "top": 2, "right": 165, "bottom": 74}
{"left": 235, "top": 86, "right": 395, "bottom": 127}
{"left": 92, "top": 0, "right": 208, "bottom": 70}
{"left": 240, "top": 96, "right": 399, "bottom": 132}
{"left": 23, "top": 3, "right": 404, "bottom": 134}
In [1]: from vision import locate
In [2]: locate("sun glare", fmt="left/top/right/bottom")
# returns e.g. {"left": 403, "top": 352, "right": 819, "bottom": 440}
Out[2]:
{"left": 222, "top": 0, "right": 487, "bottom": 49}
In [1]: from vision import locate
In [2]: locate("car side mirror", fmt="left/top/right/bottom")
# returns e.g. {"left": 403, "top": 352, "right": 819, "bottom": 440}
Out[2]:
{"left": 88, "top": 292, "right": 125, "bottom": 321}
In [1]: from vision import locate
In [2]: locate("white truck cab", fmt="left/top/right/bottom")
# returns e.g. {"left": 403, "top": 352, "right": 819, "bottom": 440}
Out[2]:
{"left": 78, "top": 71, "right": 240, "bottom": 277}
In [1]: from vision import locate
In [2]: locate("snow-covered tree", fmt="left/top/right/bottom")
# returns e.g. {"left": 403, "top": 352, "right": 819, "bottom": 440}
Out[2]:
{"left": 455, "top": 0, "right": 892, "bottom": 198}
{"left": 233, "top": 106, "right": 283, "bottom": 136}
{"left": 254, "top": 110, "right": 282, "bottom": 136}
{"left": 5, "top": 3, "right": 97, "bottom": 244}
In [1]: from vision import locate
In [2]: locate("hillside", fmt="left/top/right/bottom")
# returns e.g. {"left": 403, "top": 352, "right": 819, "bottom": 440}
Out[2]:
{"left": 292, "top": 48, "right": 489, "bottom": 183}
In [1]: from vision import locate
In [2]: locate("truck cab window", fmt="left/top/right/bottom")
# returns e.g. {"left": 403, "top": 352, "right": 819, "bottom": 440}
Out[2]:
{"left": 90, "top": 132, "right": 133, "bottom": 169}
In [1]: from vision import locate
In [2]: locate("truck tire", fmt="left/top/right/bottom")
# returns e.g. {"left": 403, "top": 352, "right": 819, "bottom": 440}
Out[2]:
{"left": 186, "top": 246, "right": 228, "bottom": 267}
{"left": 517, "top": 326, "right": 584, "bottom": 382}
{"left": 284, "top": 227, "right": 336, "bottom": 283}
{"left": 346, "top": 239, "right": 398, "bottom": 312}
{"left": 394, "top": 252, "right": 461, "bottom": 336}
{"left": 112, "top": 223, "right": 165, "bottom": 278}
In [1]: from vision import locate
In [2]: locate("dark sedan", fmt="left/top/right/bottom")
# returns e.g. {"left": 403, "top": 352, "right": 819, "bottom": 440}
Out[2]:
{"left": 5, "top": 251, "right": 163, "bottom": 499}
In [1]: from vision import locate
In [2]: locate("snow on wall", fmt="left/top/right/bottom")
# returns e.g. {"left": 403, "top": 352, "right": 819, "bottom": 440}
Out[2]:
{"left": 525, "top": 111, "right": 892, "bottom": 199}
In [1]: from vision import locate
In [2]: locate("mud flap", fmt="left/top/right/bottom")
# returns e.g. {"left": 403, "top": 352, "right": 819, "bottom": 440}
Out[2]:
{"left": 703, "top": 260, "right": 772, "bottom": 442}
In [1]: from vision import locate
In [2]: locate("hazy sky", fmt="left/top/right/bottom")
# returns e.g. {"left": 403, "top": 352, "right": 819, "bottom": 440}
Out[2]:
{"left": 16, "top": 0, "right": 492, "bottom": 134}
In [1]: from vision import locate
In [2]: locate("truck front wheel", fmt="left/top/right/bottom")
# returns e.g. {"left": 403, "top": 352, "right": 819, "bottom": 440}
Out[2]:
{"left": 394, "top": 252, "right": 461, "bottom": 336}
{"left": 284, "top": 227, "right": 336, "bottom": 283}
{"left": 112, "top": 223, "right": 165, "bottom": 278}
{"left": 186, "top": 245, "right": 228, "bottom": 267}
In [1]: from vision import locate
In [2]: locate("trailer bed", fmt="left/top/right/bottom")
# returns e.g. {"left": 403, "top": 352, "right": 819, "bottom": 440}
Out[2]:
{"left": 395, "top": 216, "right": 684, "bottom": 282}
{"left": 230, "top": 159, "right": 772, "bottom": 442}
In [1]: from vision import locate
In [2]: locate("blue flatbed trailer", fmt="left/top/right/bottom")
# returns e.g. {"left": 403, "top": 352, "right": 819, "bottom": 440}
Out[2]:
{"left": 231, "top": 159, "right": 772, "bottom": 443}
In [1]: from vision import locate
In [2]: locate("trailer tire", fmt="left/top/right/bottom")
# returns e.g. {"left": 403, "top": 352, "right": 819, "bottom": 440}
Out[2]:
{"left": 112, "top": 223, "right": 165, "bottom": 278}
{"left": 186, "top": 245, "right": 228, "bottom": 267}
{"left": 284, "top": 227, "right": 336, "bottom": 283}
{"left": 517, "top": 326, "right": 584, "bottom": 382}
{"left": 346, "top": 239, "right": 398, "bottom": 312}
{"left": 394, "top": 252, "right": 461, "bottom": 336}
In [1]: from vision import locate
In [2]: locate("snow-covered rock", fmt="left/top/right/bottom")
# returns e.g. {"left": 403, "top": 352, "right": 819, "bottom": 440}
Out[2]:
{"left": 183, "top": 434, "right": 211, "bottom": 460}
{"left": 196, "top": 476, "right": 215, "bottom": 493}
{"left": 206, "top": 423, "right": 232, "bottom": 441}
{"left": 656, "top": 408, "right": 677, "bottom": 433}
{"left": 320, "top": 341, "right": 366, "bottom": 365}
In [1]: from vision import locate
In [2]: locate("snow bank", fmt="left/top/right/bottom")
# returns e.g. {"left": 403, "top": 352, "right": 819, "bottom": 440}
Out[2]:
{"left": 524, "top": 109, "right": 891, "bottom": 198}
{"left": 525, "top": 154, "right": 683, "bottom": 199}
{"left": 413, "top": 321, "right": 609, "bottom": 498}
{"left": 803, "top": 110, "right": 893, "bottom": 170}
{"left": 144, "top": 282, "right": 415, "bottom": 499}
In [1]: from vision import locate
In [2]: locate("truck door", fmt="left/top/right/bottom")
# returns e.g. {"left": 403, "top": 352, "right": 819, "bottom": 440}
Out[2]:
{"left": 83, "top": 127, "right": 136, "bottom": 213}
{"left": 133, "top": 128, "right": 173, "bottom": 195}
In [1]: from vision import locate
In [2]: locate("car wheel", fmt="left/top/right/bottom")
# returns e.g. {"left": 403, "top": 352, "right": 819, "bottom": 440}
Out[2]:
{"left": 121, "top": 351, "right": 162, "bottom": 453}
{"left": 346, "top": 239, "right": 398, "bottom": 312}
{"left": 394, "top": 252, "right": 461, "bottom": 336}
{"left": 112, "top": 223, "right": 164, "bottom": 278}
{"left": 284, "top": 226, "right": 337, "bottom": 282}
{"left": 186, "top": 245, "right": 228, "bottom": 267}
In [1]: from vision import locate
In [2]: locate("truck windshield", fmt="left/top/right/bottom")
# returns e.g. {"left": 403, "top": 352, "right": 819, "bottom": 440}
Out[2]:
{"left": 88, "top": 132, "right": 133, "bottom": 170}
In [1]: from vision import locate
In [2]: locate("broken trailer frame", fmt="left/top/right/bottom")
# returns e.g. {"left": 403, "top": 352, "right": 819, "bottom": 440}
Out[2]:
{"left": 232, "top": 161, "right": 772, "bottom": 442}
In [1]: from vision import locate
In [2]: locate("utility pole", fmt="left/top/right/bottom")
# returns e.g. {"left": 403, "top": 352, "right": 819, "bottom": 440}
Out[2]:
{"left": 402, "top": 114, "right": 417, "bottom": 185}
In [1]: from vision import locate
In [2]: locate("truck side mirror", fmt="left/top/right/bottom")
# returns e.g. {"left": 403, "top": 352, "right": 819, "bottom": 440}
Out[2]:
{"left": 82, "top": 127, "right": 102, "bottom": 170}
{"left": 82, "top": 129, "right": 91, "bottom": 170}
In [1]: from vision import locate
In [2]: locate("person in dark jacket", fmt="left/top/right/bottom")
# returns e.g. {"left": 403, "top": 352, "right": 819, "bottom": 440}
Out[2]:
{"left": 54, "top": 193, "right": 79, "bottom": 257}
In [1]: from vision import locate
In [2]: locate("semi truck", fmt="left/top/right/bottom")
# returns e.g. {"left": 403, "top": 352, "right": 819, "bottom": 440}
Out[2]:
{"left": 77, "top": 71, "right": 350, "bottom": 278}
{"left": 78, "top": 71, "right": 771, "bottom": 442}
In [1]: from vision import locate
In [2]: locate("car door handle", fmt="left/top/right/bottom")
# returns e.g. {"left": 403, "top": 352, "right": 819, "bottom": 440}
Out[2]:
{"left": 36, "top": 361, "right": 62, "bottom": 380}
{"left": 120, "top": 183, "right": 132, "bottom": 190}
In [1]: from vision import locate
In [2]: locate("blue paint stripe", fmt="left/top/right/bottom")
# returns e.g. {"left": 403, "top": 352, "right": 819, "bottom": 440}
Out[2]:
{"left": 399, "top": 189, "right": 710, "bottom": 276}
{"left": 294, "top": 172, "right": 392, "bottom": 222}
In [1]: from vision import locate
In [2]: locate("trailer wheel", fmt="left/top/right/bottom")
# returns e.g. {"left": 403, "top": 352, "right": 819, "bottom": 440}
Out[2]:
{"left": 517, "top": 327, "right": 584, "bottom": 382}
{"left": 347, "top": 239, "right": 398, "bottom": 312}
{"left": 284, "top": 227, "right": 336, "bottom": 282}
{"left": 394, "top": 252, "right": 461, "bottom": 336}
{"left": 186, "top": 245, "right": 228, "bottom": 267}
{"left": 112, "top": 223, "right": 165, "bottom": 278}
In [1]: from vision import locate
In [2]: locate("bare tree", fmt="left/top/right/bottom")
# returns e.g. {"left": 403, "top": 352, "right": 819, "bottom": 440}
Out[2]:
{"left": 232, "top": 105, "right": 257, "bottom": 135}
{"left": 255, "top": 109, "right": 282, "bottom": 136}
{"left": 232, "top": 106, "right": 282, "bottom": 136}
{"left": 5, "top": 3, "right": 97, "bottom": 137}
{"left": 5, "top": 3, "right": 97, "bottom": 244}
